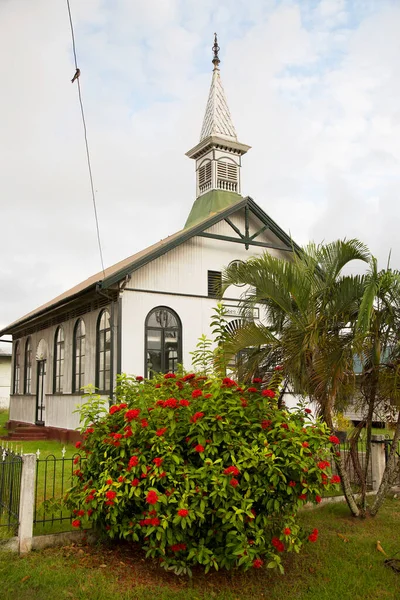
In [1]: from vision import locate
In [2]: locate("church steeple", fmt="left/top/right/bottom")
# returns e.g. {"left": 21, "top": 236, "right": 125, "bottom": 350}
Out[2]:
{"left": 185, "top": 34, "right": 251, "bottom": 228}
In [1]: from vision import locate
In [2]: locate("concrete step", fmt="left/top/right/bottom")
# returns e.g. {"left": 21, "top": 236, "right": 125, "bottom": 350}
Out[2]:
{"left": 5, "top": 433, "right": 48, "bottom": 441}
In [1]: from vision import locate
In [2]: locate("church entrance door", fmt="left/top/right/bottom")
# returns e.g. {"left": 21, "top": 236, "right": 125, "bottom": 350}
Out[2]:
{"left": 35, "top": 360, "right": 46, "bottom": 425}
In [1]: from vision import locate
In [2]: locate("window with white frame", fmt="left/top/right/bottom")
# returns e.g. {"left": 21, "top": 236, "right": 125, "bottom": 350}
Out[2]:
{"left": 73, "top": 319, "right": 86, "bottom": 392}
{"left": 54, "top": 326, "right": 65, "bottom": 393}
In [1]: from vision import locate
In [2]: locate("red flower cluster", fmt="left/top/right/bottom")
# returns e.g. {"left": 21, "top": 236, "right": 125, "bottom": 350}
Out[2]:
{"left": 305, "top": 408, "right": 312, "bottom": 414}
{"left": 271, "top": 537, "right": 285, "bottom": 552}
{"left": 179, "top": 399, "right": 190, "bottom": 407}
{"left": 140, "top": 517, "right": 160, "bottom": 527}
{"left": 308, "top": 528, "right": 318, "bottom": 542}
{"left": 109, "top": 403, "right": 127, "bottom": 415}
{"left": 289, "top": 481, "right": 296, "bottom": 487}
{"left": 283, "top": 528, "right": 291, "bottom": 535}
{"left": 299, "top": 494, "right": 307, "bottom": 501}
{"left": 241, "top": 398, "right": 248, "bottom": 407}
{"left": 136, "top": 376, "right": 143, "bottom": 381}
{"left": 330, "top": 475, "right": 341, "bottom": 484}
{"left": 281, "top": 423, "right": 289, "bottom": 429}
{"left": 329, "top": 435, "right": 340, "bottom": 445}
{"left": 163, "top": 398, "right": 178, "bottom": 409}
{"left": 247, "top": 387, "right": 258, "bottom": 393}
{"left": 252, "top": 378, "right": 263, "bottom": 383}
{"left": 170, "top": 543, "right": 187, "bottom": 552}
{"left": 153, "top": 457, "right": 163, "bottom": 467}
{"left": 72, "top": 519, "right": 81, "bottom": 528}
{"left": 261, "top": 419, "right": 272, "bottom": 429}
{"left": 262, "top": 389, "right": 275, "bottom": 398}
{"left": 253, "top": 558, "right": 263, "bottom": 569}
{"left": 125, "top": 408, "right": 141, "bottom": 421}
{"left": 190, "top": 412, "right": 204, "bottom": 423}
{"left": 222, "top": 377, "right": 236, "bottom": 387}
{"left": 177, "top": 509, "right": 189, "bottom": 518}
{"left": 141, "top": 419, "right": 149, "bottom": 428}
{"left": 182, "top": 373, "right": 196, "bottom": 381}
{"left": 230, "top": 478, "right": 239, "bottom": 487}
{"left": 156, "top": 428, "right": 167, "bottom": 437}
{"left": 195, "top": 445, "right": 204, "bottom": 453}
{"left": 146, "top": 490, "right": 159, "bottom": 505}
{"left": 191, "top": 389, "right": 203, "bottom": 398}
{"left": 204, "top": 393, "right": 213, "bottom": 399}
{"left": 164, "top": 373, "right": 176, "bottom": 379}
{"left": 317, "top": 460, "right": 330, "bottom": 470}
{"left": 274, "top": 365, "right": 283, "bottom": 371}
{"left": 106, "top": 478, "right": 113, "bottom": 485}
{"left": 302, "top": 442, "right": 309, "bottom": 448}
{"left": 315, "top": 495, "right": 322, "bottom": 503}
{"left": 85, "top": 494, "right": 95, "bottom": 503}
{"left": 131, "top": 478, "right": 139, "bottom": 487}
{"left": 75, "top": 441, "right": 81, "bottom": 449}
{"left": 105, "top": 490, "right": 117, "bottom": 500}
{"left": 128, "top": 456, "right": 139, "bottom": 470}
{"left": 223, "top": 466, "right": 240, "bottom": 476}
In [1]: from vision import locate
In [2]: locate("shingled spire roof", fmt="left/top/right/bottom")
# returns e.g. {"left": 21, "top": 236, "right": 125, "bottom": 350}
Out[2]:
{"left": 199, "top": 34, "right": 237, "bottom": 142}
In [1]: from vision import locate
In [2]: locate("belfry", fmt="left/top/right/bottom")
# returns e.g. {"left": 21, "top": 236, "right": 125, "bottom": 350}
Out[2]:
{"left": 185, "top": 34, "right": 251, "bottom": 228}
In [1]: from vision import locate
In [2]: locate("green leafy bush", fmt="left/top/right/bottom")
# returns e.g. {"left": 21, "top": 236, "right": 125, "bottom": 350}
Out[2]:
{"left": 67, "top": 371, "right": 340, "bottom": 575}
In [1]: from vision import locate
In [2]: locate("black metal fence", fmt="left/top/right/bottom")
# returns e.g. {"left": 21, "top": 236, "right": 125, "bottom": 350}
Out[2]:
{"left": 34, "top": 452, "right": 84, "bottom": 530}
{"left": 330, "top": 438, "right": 374, "bottom": 492}
{"left": 384, "top": 437, "right": 400, "bottom": 487}
{"left": 0, "top": 446, "right": 22, "bottom": 535}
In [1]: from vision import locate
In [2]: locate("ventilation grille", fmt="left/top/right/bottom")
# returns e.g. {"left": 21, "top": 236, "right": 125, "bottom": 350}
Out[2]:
{"left": 198, "top": 161, "right": 212, "bottom": 194}
{"left": 208, "top": 270, "right": 222, "bottom": 298}
{"left": 217, "top": 161, "right": 238, "bottom": 192}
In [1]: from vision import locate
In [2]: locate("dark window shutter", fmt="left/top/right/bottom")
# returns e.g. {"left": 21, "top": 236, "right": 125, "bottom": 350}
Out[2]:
{"left": 208, "top": 270, "right": 222, "bottom": 298}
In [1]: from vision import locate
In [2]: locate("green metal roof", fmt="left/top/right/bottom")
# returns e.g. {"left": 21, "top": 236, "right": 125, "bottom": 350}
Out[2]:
{"left": 185, "top": 190, "right": 242, "bottom": 228}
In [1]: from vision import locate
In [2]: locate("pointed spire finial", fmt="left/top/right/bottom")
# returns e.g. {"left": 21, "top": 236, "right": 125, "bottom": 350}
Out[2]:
{"left": 212, "top": 33, "right": 220, "bottom": 70}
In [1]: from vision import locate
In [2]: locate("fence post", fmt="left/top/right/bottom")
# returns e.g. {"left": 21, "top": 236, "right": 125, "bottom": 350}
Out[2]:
{"left": 371, "top": 435, "right": 386, "bottom": 492}
{"left": 18, "top": 453, "right": 36, "bottom": 554}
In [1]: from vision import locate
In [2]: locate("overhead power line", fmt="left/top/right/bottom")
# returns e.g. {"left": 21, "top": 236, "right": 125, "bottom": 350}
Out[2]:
{"left": 66, "top": 0, "right": 106, "bottom": 279}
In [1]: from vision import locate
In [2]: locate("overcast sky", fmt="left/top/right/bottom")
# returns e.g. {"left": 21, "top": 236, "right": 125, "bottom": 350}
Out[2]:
{"left": 1, "top": 0, "right": 400, "bottom": 345}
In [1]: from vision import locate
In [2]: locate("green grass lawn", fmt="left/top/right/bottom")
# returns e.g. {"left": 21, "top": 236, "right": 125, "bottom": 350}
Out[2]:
{"left": 1, "top": 498, "right": 400, "bottom": 600}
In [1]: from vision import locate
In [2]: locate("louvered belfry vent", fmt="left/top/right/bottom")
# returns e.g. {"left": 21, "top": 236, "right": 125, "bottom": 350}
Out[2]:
{"left": 198, "top": 161, "right": 212, "bottom": 195}
{"left": 208, "top": 270, "right": 222, "bottom": 298}
{"left": 217, "top": 161, "right": 237, "bottom": 192}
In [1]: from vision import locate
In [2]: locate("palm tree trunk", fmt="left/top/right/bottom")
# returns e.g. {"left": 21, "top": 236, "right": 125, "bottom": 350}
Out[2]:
{"left": 370, "top": 409, "right": 400, "bottom": 516}
{"left": 324, "top": 405, "right": 360, "bottom": 517}
{"left": 332, "top": 450, "right": 361, "bottom": 517}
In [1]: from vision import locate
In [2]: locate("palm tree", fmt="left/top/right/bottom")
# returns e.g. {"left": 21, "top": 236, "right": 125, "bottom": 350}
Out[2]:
{"left": 222, "top": 239, "right": 372, "bottom": 517}
{"left": 353, "top": 260, "right": 400, "bottom": 515}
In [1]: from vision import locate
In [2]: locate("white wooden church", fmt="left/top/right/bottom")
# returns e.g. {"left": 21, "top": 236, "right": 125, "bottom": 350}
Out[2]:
{"left": 0, "top": 37, "right": 299, "bottom": 438}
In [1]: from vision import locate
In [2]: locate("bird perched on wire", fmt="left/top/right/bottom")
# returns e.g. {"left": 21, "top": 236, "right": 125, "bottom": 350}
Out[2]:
{"left": 71, "top": 68, "right": 80, "bottom": 83}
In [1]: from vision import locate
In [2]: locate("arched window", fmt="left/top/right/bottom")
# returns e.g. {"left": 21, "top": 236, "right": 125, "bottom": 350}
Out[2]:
{"left": 145, "top": 307, "right": 182, "bottom": 378}
{"left": 73, "top": 319, "right": 86, "bottom": 393}
{"left": 54, "top": 326, "right": 65, "bottom": 393}
{"left": 97, "top": 310, "right": 111, "bottom": 392}
{"left": 24, "top": 337, "right": 32, "bottom": 394}
{"left": 13, "top": 341, "right": 20, "bottom": 394}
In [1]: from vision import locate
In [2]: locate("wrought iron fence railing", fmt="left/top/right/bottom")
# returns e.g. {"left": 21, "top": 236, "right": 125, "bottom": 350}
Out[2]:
{"left": 34, "top": 451, "right": 84, "bottom": 530}
{"left": 0, "top": 446, "right": 22, "bottom": 535}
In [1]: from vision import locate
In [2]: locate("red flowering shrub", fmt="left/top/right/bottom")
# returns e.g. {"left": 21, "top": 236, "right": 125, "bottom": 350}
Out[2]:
{"left": 67, "top": 371, "right": 340, "bottom": 575}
